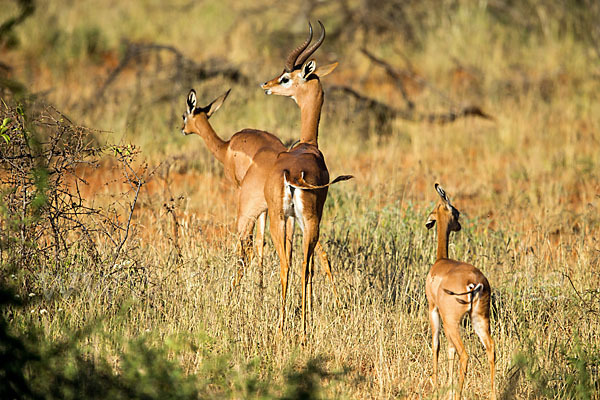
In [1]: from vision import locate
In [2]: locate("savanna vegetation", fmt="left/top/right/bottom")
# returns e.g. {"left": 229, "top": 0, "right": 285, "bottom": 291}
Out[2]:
{"left": 1, "top": 0, "right": 599, "bottom": 398}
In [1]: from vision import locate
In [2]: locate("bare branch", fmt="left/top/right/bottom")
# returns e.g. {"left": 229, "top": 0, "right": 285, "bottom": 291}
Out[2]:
{"left": 92, "top": 40, "right": 250, "bottom": 109}
{"left": 360, "top": 47, "right": 414, "bottom": 109}
{"left": 562, "top": 272, "right": 599, "bottom": 316}
{"left": 0, "top": 99, "right": 152, "bottom": 277}
{"left": 328, "top": 84, "right": 493, "bottom": 125}
{"left": 0, "top": 0, "right": 35, "bottom": 40}
{"left": 111, "top": 174, "right": 142, "bottom": 266}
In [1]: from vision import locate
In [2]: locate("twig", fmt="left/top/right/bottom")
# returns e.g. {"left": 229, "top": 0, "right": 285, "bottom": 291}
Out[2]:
{"left": 328, "top": 84, "right": 493, "bottom": 125}
{"left": 91, "top": 40, "right": 250, "bottom": 110}
{"left": 360, "top": 47, "right": 414, "bottom": 109}
{"left": 0, "top": 0, "right": 35, "bottom": 40}
{"left": 111, "top": 164, "right": 142, "bottom": 266}
{"left": 562, "top": 272, "right": 599, "bottom": 315}
{"left": 363, "top": 47, "right": 465, "bottom": 108}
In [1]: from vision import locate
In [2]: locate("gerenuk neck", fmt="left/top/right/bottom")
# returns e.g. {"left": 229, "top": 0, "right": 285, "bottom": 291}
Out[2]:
{"left": 436, "top": 222, "right": 451, "bottom": 261}
{"left": 298, "top": 82, "right": 324, "bottom": 147}
{"left": 191, "top": 114, "right": 227, "bottom": 164}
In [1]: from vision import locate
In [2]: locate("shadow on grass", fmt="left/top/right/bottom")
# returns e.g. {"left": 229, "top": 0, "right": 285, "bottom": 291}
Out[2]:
{"left": 0, "top": 284, "right": 349, "bottom": 400}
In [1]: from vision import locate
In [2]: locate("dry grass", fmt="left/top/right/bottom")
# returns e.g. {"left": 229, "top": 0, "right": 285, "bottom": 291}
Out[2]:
{"left": 2, "top": 0, "right": 600, "bottom": 398}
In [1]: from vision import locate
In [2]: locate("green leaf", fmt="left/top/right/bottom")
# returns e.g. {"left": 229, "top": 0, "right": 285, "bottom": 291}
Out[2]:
{"left": 1, "top": 133, "right": 9, "bottom": 143}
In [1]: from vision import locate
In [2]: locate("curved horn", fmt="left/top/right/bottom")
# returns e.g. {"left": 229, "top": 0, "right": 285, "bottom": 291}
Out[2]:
{"left": 295, "top": 20, "right": 325, "bottom": 68}
{"left": 284, "top": 22, "right": 313, "bottom": 72}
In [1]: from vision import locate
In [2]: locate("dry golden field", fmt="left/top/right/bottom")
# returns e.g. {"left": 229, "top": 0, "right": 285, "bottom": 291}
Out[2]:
{"left": 1, "top": 0, "right": 599, "bottom": 398}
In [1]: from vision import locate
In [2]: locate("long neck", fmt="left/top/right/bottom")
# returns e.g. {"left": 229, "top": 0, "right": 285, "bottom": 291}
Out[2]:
{"left": 298, "top": 82, "right": 324, "bottom": 146}
{"left": 436, "top": 222, "right": 450, "bottom": 260}
{"left": 191, "top": 115, "right": 227, "bottom": 164}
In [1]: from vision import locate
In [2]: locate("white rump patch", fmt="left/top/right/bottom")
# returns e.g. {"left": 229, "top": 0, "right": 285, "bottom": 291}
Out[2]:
{"left": 430, "top": 307, "right": 441, "bottom": 348}
{"left": 283, "top": 174, "right": 305, "bottom": 233}
{"left": 465, "top": 283, "right": 483, "bottom": 312}
{"left": 293, "top": 189, "right": 305, "bottom": 233}
{"left": 283, "top": 175, "right": 294, "bottom": 218}
{"left": 471, "top": 316, "right": 487, "bottom": 346}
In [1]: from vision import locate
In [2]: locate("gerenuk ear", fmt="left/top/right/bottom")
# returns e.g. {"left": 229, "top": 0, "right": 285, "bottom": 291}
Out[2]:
{"left": 206, "top": 89, "right": 231, "bottom": 118}
{"left": 425, "top": 213, "right": 437, "bottom": 230}
{"left": 301, "top": 59, "right": 317, "bottom": 80}
{"left": 435, "top": 183, "right": 452, "bottom": 209}
{"left": 187, "top": 89, "right": 197, "bottom": 113}
{"left": 314, "top": 62, "right": 338, "bottom": 78}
